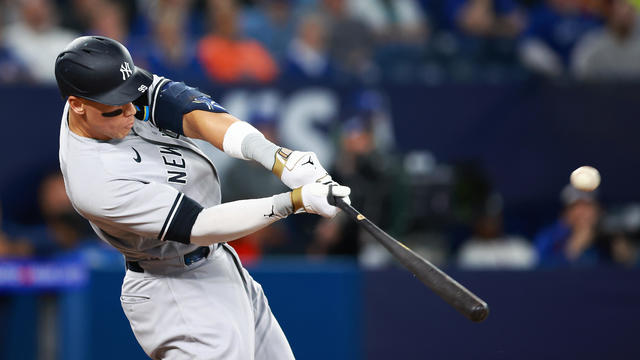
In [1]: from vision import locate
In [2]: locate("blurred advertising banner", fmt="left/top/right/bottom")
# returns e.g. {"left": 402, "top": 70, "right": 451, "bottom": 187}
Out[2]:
{"left": 0, "top": 257, "right": 88, "bottom": 291}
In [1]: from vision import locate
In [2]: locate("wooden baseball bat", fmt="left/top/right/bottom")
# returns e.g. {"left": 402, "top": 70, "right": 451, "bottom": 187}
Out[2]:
{"left": 333, "top": 197, "right": 489, "bottom": 322}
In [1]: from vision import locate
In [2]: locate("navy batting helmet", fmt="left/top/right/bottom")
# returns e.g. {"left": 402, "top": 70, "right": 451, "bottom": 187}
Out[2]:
{"left": 54, "top": 36, "right": 152, "bottom": 106}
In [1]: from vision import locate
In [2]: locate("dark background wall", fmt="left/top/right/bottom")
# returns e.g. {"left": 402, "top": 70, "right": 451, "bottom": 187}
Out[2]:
{"left": 364, "top": 267, "right": 640, "bottom": 360}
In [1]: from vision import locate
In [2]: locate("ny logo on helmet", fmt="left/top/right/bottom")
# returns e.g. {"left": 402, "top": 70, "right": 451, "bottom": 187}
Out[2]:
{"left": 120, "top": 62, "right": 132, "bottom": 80}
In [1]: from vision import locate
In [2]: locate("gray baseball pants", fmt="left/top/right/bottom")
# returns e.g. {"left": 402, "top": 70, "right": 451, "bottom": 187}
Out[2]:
{"left": 120, "top": 244, "right": 295, "bottom": 359}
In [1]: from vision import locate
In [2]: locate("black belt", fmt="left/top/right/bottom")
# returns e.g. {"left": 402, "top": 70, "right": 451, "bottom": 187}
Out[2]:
{"left": 126, "top": 246, "right": 211, "bottom": 273}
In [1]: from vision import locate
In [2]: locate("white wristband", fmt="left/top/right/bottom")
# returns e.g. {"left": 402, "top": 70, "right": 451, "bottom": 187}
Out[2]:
{"left": 222, "top": 121, "right": 260, "bottom": 160}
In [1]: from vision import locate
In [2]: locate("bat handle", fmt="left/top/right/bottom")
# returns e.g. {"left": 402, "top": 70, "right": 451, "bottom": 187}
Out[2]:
{"left": 331, "top": 194, "right": 360, "bottom": 219}
{"left": 328, "top": 185, "right": 351, "bottom": 209}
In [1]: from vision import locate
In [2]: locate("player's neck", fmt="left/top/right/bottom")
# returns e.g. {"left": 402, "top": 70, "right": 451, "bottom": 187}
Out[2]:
{"left": 68, "top": 110, "right": 99, "bottom": 140}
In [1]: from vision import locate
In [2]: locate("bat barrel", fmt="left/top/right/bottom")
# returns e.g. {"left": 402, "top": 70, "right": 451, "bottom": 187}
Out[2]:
{"left": 334, "top": 197, "right": 490, "bottom": 323}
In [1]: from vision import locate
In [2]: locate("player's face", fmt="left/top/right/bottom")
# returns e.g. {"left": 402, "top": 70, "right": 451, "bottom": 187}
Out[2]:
{"left": 82, "top": 100, "right": 137, "bottom": 140}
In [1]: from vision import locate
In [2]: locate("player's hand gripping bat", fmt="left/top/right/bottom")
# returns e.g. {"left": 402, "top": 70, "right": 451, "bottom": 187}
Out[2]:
{"left": 329, "top": 191, "right": 490, "bottom": 322}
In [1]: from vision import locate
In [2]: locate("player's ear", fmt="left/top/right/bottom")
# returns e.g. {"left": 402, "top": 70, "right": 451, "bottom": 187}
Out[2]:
{"left": 68, "top": 96, "right": 86, "bottom": 115}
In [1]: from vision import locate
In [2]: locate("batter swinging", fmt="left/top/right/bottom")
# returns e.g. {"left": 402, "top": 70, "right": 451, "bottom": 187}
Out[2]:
{"left": 54, "top": 36, "right": 350, "bottom": 359}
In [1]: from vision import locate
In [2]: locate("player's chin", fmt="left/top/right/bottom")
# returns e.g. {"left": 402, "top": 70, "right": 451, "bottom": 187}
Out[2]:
{"left": 113, "top": 128, "right": 132, "bottom": 139}
{"left": 119, "top": 120, "right": 135, "bottom": 137}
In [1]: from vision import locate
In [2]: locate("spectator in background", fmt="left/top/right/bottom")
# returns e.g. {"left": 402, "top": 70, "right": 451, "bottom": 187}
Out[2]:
{"left": 282, "top": 13, "right": 335, "bottom": 81}
{"left": 443, "top": 0, "right": 526, "bottom": 81}
{"left": 85, "top": 0, "right": 128, "bottom": 44}
{"left": 600, "top": 203, "right": 640, "bottom": 267}
{"left": 572, "top": 0, "right": 640, "bottom": 81}
{"left": 0, "top": 203, "right": 32, "bottom": 258}
{"left": 456, "top": 193, "right": 537, "bottom": 270}
{"left": 307, "top": 216, "right": 346, "bottom": 259}
{"left": 198, "top": 0, "right": 278, "bottom": 83}
{"left": 138, "top": 0, "right": 205, "bottom": 81}
{"left": 313, "top": 91, "right": 402, "bottom": 265}
{"left": 535, "top": 185, "right": 603, "bottom": 267}
{"left": 60, "top": 0, "right": 135, "bottom": 35}
{"left": 348, "top": 0, "right": 429, "bottom": 81}
{"left": 447, "top": 0, "right": 525, "bottom": 39}
{"left": 4, "top": 0, "right": 78, "bottom": 83}
{"left": 130, "top": 0, "right": 204, "bottom": 40}
{"left": 519, "top": 0, "right": 603, "bottom": 78}
{"left": 59, "top": 0, "right": 98, "bottom": 34}
{"left": 349, "top": 0, "right": 428, "bottom": 45}
{"left": 241, "top": 0, "right": 297, "bottom": 61}
{"left": 319, "top": 0, "right": 379, "bottom": 82}
{"left": 0, "top": 5, "right": 31, "bottom": 84}
{"left": 24, "top": 172, "right": 98, "bottom": 257}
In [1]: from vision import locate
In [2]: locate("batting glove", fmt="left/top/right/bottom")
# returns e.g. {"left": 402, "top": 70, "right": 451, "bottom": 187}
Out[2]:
{"left": 291, "top": 183, "right": 351, "bottom": 218}
{"left": 272, "top": 148, "right": 332, "bottom": 189}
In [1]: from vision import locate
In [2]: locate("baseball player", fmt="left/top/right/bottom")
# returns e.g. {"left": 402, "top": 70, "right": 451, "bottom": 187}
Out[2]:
{"left": 54, "top": 36, "right": 350, "bottom": 359}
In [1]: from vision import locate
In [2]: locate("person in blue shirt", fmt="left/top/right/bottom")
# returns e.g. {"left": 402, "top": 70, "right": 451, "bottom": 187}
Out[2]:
{"left": 535, "top": 185, "right": 602, "bottom": 267}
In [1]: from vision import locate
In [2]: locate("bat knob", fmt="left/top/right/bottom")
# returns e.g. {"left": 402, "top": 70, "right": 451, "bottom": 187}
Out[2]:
{"left": 469, "top": 303, "right": 490, "bottom": 322}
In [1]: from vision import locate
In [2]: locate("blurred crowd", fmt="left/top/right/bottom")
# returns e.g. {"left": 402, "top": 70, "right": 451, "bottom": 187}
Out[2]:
{"left": 1, "top": 0, "right": 639, "bottom": 271}
{"left": 1, "top": 0, "right": 640, "bottom": 85}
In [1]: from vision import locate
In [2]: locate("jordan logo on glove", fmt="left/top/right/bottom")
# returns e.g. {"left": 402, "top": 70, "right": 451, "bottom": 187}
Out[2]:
{"left": 301, "top": 156, "right": 314, "bottom": 166}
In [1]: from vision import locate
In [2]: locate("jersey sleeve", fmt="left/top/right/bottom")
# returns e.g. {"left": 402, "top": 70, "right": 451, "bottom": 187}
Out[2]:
{"left": 76, "top": 179, "right": 203, "bottom": 244}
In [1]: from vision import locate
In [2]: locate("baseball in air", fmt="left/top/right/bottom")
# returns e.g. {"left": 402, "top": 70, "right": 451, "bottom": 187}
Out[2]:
{"left": 570, "top": 166, "right": 601, "bottom": 191}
